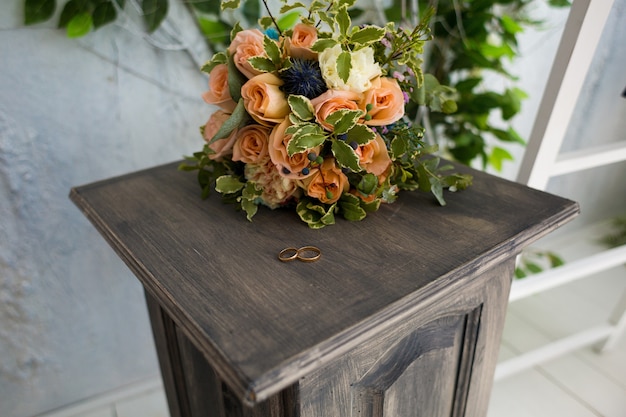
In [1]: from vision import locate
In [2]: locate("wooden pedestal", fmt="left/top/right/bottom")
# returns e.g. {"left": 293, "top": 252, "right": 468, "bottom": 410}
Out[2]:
{"left": 71, "top": 161, "right": 578, "bottom": 417}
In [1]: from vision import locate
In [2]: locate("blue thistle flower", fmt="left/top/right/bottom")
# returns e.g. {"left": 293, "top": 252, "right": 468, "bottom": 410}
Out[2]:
{"left": 280, "top": 59, "right": 327, "bottom": 99}
{"left": 265, "top": 27, "right": 280, "bottom": 40}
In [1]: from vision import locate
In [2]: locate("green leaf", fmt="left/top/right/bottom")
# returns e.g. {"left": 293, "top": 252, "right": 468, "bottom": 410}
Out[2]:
{"left": 24, "top": 0, "right": 56, "bottom": 25}
{"left": 200, "top": 52, "right": 227, "bottom": 74}
{"left": 429, "top": 177, "right": 446, "bottom": 206}
{"left": 248, "top": 56, "right": 275, "bottom": 72}
{"left": 188, "top": 0, "right": 220, "bottom": 14}
{"left": 325, "top": 109, "right": 362, "bottom": 134}
{"left": 357, "top": 173, "right": 378, "bottom": 195}
{"left": 92, "top": 1, "right": 117, "bottom": 29}
{"left": 221, "top": 0, "right": 240, "bottom": 11}
{"left": 526, "top": 262, "right": 543, "bottom": 274}
{"left": 488, "top": 146, "right": 513, "bottom": 172}
{"left": 288, "top": 95, "right": 315, "bottom": 121}
{"left": 332, "top": 140, "right": 361, "bottom": 172}
{"left": 548, "top": 253, "right": 565, "bottom": 268}
{"left": 263, "top": 36, "right": 281, "bottom": 64}
{"left": 339, "top": 194, "right": 367, "bottom": 221}
{"left": 345, "top": 124, "right": 375, "bottom": 145}
{"left": 337, "top": 51, "right": 352, "bottom": 84}
{"left": 66, "top": 12, "right": 92, "bottom": 37}
{"left": 501, "top": 14, "right": 523, "bottom": 35}
{"left": 242, "top": 0, "right": 260, "bottom": 25}
{"left": 390, "top": 135, "right": 408, "bottom": 158}
{"left": 207, "top": 99, "right": 248, "bottom": 144}
{"left": 198, "top": 19, "right": 230, "bottom": 45}
{"left": 311, "top": 38, "right": 339, "bottom": 52}
{"left": 57, "top": 0, "right": 85, "bottom": 28}
{"left": 296, "top": 199, "right": 337, "bottom": 228}
{"left": 215, "top": 175, "right": 245, "bottom": 194}
{"left": 228, "top": 53, "right": 248, "bottom": 101}
{"left": 258, "top": 16, "right": 273, "bottom": 29}
{"left": 240, "top": 197, "right": 258, "bottom": 221}
{"left": 350, "top": 25, "right": 385, "bottom": 45}
{"left": 288, "top": 133, "right": 327, "bottom": 155}
{"left": 515, "top": 268, "right": 527, "bottom": 279}
{"left": 277, "top": 10, "right": 301, "bottom": 31}
{"left": 336, "top": 5, "right": 350, "bottom": 38}
{"left": 280, "top": 2, "right": 306, "bottom": 12}
{"left": 142, "top": 0, "right": 168, "bottom": 33}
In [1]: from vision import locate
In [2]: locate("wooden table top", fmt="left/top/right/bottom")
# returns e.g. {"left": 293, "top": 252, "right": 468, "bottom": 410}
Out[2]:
{"left": 70, "top": 161, "right": 578, "bottom": 403}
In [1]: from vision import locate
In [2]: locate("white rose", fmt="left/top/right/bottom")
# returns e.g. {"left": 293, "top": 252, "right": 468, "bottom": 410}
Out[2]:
{"left": 319, "top": 45, "right": 381, "bottom": 93}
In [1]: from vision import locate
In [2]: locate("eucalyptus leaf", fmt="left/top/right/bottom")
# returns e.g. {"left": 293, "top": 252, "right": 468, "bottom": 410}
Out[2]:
{"left": 142, "top": 0, "right": 168, "bottom": 33}
{"left": 24, "top": 0, "right": 56, "bottom": 25}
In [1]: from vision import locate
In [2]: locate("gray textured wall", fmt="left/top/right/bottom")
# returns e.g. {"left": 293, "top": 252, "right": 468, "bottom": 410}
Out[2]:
{"left": 0, "top": 1, "right": 624, "bottom": 416}
{"left": 0, "top": 2, "right": 210, "bottom": 416}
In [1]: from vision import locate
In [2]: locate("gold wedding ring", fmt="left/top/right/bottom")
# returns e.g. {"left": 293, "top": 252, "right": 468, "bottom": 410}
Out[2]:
{"left": 278, "top": 247, "right": 299, "bottom": 262}
{"left": 278, "top": 246, "right": 322, "bottom": 263}
{"left": 296, "top": 246, "right": 322, "bottom": 263}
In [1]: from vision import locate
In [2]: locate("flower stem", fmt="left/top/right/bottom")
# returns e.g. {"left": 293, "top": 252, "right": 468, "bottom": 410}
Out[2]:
{"left": 261, "top": 0, "right": 282, "bottom": 36}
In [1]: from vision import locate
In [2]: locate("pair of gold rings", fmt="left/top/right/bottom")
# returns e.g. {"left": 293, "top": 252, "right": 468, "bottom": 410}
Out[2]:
{"left": 278, "top": 246, "right": 322, "bottom": 263}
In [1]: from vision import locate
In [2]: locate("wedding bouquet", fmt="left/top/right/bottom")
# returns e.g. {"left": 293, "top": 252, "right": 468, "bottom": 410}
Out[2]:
{"left": 181, "top": 0, "right": 472, "bottom": 228}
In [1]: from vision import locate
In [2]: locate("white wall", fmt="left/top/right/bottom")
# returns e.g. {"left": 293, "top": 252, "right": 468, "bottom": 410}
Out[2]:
{"left": 0, "top": 2, "right": 210, "bottom": 416}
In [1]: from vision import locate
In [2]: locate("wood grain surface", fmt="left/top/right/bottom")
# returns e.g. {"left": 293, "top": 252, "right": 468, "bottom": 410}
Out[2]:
{"left": 70, "top": 160, "right": 578, "bottom": 405}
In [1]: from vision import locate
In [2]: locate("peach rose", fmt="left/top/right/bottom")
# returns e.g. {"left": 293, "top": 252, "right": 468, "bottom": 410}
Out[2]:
{"left": 286, "top": 23, "right": 318, "bottom": 60}
{"left": 245, "top": 157, "right": 301, "bottom": 209}
{"left": 228, "top": 29, "right": 267, "bottom": 79}
{"left": 269, "top": 118, "right": 320, "bottom": 180}
{"left": 241, "top": 73, "right": 290, "bottom": 126}
{"left": 202, "top": 64, "right": 237, "bottom": 112}
{"left": 202, "top": 110, "right": 238, "bottom": 161}
{"left": 360, "top": 77, "right": 405, "bottom": 126}
{"left": 301, "top": 158, "right": 349, "bottom": 204}
{"left": 311, "top": 89, "right": 363, "bottom": 131}
{"left": 357, "top": 134, "right": 392, "bottom": 176}
{"left": 232, "top": 124, "right": 271, "bottom": 164}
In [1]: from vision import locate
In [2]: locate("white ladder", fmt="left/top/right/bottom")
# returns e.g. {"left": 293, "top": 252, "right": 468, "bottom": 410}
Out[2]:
{"left": 494, "top": 0, "right": 626, "bottom": 380}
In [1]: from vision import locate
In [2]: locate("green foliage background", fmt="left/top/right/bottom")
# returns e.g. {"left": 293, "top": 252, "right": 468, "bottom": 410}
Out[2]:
{"left": 24, "top": 0, "right": 570, "bottom": 171}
